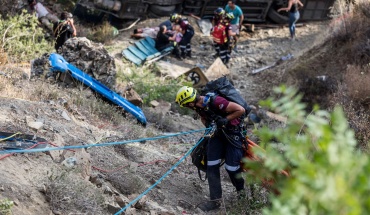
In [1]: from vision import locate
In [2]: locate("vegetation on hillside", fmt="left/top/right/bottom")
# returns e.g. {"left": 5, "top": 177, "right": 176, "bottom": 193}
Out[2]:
{"left": 0, "top": 11, "right": 53, "bottom": 64}
{"left": 0, "top": 0, "right": 369, "bottom": 214}
{"left": 244, "top": 86, "right": 370, "bottom": 215}
{"left": 285, "top": 0, "right": 370, "bottom": 150}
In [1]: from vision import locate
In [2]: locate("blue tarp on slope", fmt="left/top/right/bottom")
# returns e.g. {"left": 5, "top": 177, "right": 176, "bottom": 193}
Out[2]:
{"left": 49, "top": 53, "right": 147, "bottom": 125}
{"left": 122, "top": 37, "right": 173, "bottom": 66}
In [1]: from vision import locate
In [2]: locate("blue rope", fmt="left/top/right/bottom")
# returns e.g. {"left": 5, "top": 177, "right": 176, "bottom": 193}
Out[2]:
{"left": 0, "top": 128, "right": 209, "bottom": 154}
{"left": 114, "top": 128, "right": 212, "bottom": 215}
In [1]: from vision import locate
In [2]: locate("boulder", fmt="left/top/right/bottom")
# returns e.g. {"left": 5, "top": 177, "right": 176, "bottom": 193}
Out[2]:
{"left": 31, "top": 37, "right": 116, "bottom": 88}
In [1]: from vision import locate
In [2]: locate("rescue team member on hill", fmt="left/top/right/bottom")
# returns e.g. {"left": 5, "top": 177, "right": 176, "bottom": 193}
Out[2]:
{"left": 212, "top": 7, "right": 225, "bottom": 58}
{"left": 28, "top": 0, "right": 59, "bottom": 31}
{"left": 212, "top": 7, "right": 225, "bottom": 27}
{"left": 278, "top": 0, "right": 304, "bottom": 40}
{"left": 170, "top": 13, "right": 194, "bottom": 59}
{"left": 53, "top": 12, "right": 77, "bottom": 51}
{"left": 155, "top": 25, "right": 181, "bottom": 59}
{"left": 175, "top": 86, "right": 246, "bottom": 212}
{"left": 225, "top": 0, "right": 244, "bottom": 52}
{"left": 212, "top": 13, "right": 236, "bottom": 66}
{"left": 224, "top": 13, "right": 237, "bottom": 63}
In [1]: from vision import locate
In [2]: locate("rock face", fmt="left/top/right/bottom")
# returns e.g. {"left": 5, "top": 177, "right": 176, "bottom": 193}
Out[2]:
{"left": 31, "top": 37, "right": 116, "bottom": 88}
{"left": 60, "top": 37, "right": 116, "bottom": 88}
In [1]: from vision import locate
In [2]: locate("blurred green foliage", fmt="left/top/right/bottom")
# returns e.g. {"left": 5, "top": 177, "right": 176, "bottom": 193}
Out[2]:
{"left": 0, "top": 199, "right": 14, "bottom": 215}
{"left": 245, "top": 86, "right": 370, "bottom": 215}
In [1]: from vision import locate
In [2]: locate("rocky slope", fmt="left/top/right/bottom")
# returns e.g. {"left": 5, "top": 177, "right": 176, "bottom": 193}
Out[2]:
{"left": 0, "top": 14, "right": 340, "bottom": 215}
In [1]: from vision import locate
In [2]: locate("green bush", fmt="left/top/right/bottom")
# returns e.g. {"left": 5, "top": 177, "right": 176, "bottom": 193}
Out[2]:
{"left": 0, "top": 199, "right": 14, "bottom": 215}
{"left": 0, "top": 11, "right": 53, "bottom": 63}
{"left": 245, "top": 86, "right": 370, "bottom": 215}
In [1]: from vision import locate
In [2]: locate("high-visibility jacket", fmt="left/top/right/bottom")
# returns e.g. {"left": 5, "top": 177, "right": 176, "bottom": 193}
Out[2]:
{"left": 212, "top": 23, "right": 228, "bottom": 45}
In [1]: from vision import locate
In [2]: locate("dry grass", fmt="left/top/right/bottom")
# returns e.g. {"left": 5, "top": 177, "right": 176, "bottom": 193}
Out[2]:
{"left": 330, "top": 1, "right": 370, "bottom": 150}
{"left": 0, "top": 66, "right": 127, "bottom": 125}
{"left": 0, "top": 0, "right": 19, "bottom": 17}
{"left": 107, "top": 171, "right": 145, "bottom": 196}
{"left": 330, "top": 0, "right": 370, "bottom": 64}
{"left": 285, "top": 0, "right": 370, "bottom": 151}
{"left": 330, "top": 65, "right": 370, "bottom": 151}
{"left": 0, "top": 49, "right": 8, "bottom": 65}
{"left": 87, "top": 21, "right": 118, "bottom": 44}
{"left": 344, "top": 65, "right": 370, "bottom": 103}
{"left": 45, "top": 169, "right": 105, "bottom": 214}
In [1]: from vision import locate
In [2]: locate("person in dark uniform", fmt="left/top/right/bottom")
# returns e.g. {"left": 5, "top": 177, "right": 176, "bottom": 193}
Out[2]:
{"left": 278, "top": 0, "right": 304, "bottom": 40}
{"left": 53, "top": 11, "right": 76, "bottom": 51}
{"left": 155, "top": 25, "right": 181, "bottom": 59}
{"left": 175, "top": 86, "right": 247, "bottom": 212}
{"left": 212, "top": 7, "right": 225, "bottom": 58}
{"left": 170, "top": 13, "right": 194, "bottom": 59}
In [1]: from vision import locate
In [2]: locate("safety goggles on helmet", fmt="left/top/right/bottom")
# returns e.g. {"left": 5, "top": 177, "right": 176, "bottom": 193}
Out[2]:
{"left": 214, "top": 7, "right": 225, "bottom": 16}
{"left": 170, "top": 13, "right": 180, "bottom": 22}
{"left": 176, "top": 86, "right": 197, "bottom": 107}
{"left": 225, "top": 12, "right": 235, "bottom": 20}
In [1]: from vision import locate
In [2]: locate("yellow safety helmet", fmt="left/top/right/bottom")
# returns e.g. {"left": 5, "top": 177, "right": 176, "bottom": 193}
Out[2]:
{"left": 170, "top": 13, "right": 180, "bottom": 22}
{"left": 214, "top": 8, "right": 225, "bottom": 16}
{"left": 225, "top": 12, "right": 235, "bottom": 20}
{"left": 175, "top": 86, "right": 197, "bottom": 107}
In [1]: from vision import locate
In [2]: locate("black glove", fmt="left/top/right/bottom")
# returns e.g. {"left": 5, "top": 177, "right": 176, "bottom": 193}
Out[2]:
{"left": 216, "top": 118, "right": 228, "bottom": 128}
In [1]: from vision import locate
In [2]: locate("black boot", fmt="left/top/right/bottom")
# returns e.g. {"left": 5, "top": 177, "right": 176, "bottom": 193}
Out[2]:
{"left": 198, "top": 164, "right": 223, "bottom": 211}
{"left": 198, "top": 199, "right": 221, "bottom": 212}
{"left": 227, "top": 168, "right": 245, "bottom": 192}
{"left": 172, "top": 45, "right": 181, "bottom": 60}
{"left": 186, "top": 51, "right": 192, "bottom": 58}
{"left": 198, "top": 164, "right": 223, "bottom": 212}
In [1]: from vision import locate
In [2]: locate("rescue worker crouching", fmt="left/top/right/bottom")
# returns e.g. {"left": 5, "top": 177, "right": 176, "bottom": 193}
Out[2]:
{"left": 175, "top": 86, "right": 247, "bottom": 212}
{"left": 170, "top": 13, "right": 194, "bottom": 59}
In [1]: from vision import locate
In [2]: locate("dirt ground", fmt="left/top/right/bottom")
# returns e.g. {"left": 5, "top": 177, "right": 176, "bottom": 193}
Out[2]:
{"left": 112, "top": 16, "right": 332, "bottom": 105}
{"left": 0, "top": 15, "right": 335, "bottom": 215}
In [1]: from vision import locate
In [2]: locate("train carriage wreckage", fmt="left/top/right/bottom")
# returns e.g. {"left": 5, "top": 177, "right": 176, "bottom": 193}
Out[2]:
{"left": 74, "top": 0, "right": 336, "bottom": 24}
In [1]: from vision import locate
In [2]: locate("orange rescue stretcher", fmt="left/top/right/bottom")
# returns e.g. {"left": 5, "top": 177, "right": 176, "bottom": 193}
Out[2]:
{"left": 242, "top": 137, "right": 289, "bottom": 194}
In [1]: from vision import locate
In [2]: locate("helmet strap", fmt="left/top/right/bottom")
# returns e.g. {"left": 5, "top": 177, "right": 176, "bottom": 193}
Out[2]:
{"left": 202, "top": 93, "right": 214, "bottom": 107}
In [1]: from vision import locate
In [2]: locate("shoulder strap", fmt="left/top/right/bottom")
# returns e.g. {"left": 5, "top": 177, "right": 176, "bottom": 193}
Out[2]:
{"left": 198, "top": 169, "right": 207, "bottom": 181}
{"left": 53, "top": 21, "right": 64, "bottom": 37}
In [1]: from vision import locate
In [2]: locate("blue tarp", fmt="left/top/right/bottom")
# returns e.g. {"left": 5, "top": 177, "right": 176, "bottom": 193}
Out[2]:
{"left": 122, "top": 37, "right": 173, "bottom": 66}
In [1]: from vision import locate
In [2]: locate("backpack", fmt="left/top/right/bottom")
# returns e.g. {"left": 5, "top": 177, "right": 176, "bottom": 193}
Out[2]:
{"left": 191, "top": 136, "right": 225, "bottom": 181}
{"left": 190, "top": 137, "right": 209, "bottom": 181}
{"left": 201, "top": 76, "right": 251, "bottom": 116}
{"left": 212, "top": 23, "right": 227, "bottom": 44}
